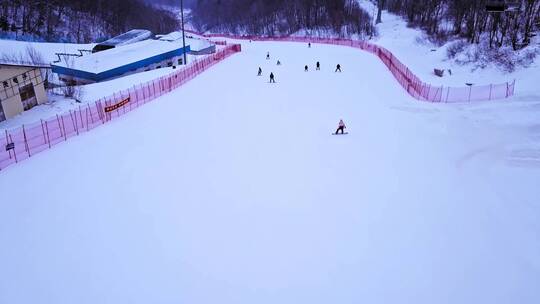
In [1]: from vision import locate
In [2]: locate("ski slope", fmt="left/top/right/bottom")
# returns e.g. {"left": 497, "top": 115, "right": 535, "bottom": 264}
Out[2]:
{"left": 1, "top": 40, "right": 539, "bottom": 304}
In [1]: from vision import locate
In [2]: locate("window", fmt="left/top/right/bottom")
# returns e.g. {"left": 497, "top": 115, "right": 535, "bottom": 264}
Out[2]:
{"left": 19, "top": 84, "right": 37, "bottom": 111}
{"left": 2, "top": 81, "right": 8, "bottom": 88}
{"left": 156, "top": 66, "right": 161, "bottom": 69}
{"left": 167, "top": 62, "right": 173, "bottom": 67}
{"left": 178, "top": 58, "right": 183, "bottom": 65}
{"left": 22, "top": 73, "right": 27, "bottom": 80}
{"left": 12, "top": 77, "right": 18, "bottom": 84}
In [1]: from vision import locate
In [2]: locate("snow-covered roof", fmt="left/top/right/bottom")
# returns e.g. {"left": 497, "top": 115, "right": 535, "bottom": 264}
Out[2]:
{"left": 54, "top": 39, "right": 189, "bottom": 74}
{"left": 0, "top": 61, "right": 50, "bottom": 69}
{"left": 157, "top": 32, "right": 213, "bottom": 52}
{"left": 157, "top": 32, "right": 184, "bottom": 42}
{"left": 98, "top": 29, "right": 153, "bottom": 47}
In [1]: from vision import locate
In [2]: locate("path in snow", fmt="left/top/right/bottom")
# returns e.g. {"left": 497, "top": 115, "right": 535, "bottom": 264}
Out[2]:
{"left": 0, "top": 40, "right": 539, "bottom": 304}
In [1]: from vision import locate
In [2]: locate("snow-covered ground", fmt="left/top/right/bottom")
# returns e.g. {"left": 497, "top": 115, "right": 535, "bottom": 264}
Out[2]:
{"left": 0, "top": 67, "right": 173, "bottom": 132}
{"left": 0, "top": 51, "right": 204, "bottom": 132}
{"left": 0, "top": 38, "right": 539, "bottom": 303}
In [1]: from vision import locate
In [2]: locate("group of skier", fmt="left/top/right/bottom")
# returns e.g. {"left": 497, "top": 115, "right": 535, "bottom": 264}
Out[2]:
{"left": 260, "top": 51, "right": 342, "bottom": 83}
{"left": 258, "top": 66, "right": 275, "bottom": 83}
{"left": 258, "top": 47, "right": 347, "bottom": 135}
{"left": 304, "top": 62, "right": 341, "bottom": 72}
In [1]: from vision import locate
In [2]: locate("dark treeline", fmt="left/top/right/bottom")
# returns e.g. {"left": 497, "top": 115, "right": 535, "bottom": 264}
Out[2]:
{"left": 381, "top": 0, "right": 540, "bottom": 49}
{"left": 190, "top": 0, "right": 375, "bottom": 37}
{"left": 0, "top": 0, "right": 179, "bottom": 43}
{"left": 143, "top": 0, "right": 198, "bottom": 7}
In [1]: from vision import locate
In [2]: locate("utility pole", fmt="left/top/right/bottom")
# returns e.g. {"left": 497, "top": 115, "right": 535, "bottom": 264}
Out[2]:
{"left": 180, "top": 0, "right": 187, "bottom": 65}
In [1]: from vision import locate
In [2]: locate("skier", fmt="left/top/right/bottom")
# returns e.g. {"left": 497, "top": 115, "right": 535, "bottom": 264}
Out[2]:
{"left": 335, "top": 119, "right": 347, "bottom": 135}
{"left": 277, "top": 60, "right": 281, "bottom": 66}
{"left": 266, "top": 52, "right": 270, "bottom": 60}
{"left": 270, "top": 72, "right": 275, "bottom": 83}
{"left": 258, "top": 67, "right": 262, "bottom": 76}
{"left": 335, "top": 64, "right": 342, "bottom": 72}
{"left": 305, "top": 65, "right": 309, "bottom": 72}
{"left": 316, "top": 61, "right": 320, "bottom": 70}
{"left": 308, "top": 42, "right": 311, "bottom": 48}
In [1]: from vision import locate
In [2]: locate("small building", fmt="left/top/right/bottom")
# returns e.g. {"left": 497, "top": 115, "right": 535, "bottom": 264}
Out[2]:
{"left": 51, "top": 39, "right": 191, "bottom": 84}
{"left": 157, "top": 32, "right": 216, "bottom": 55}
{"left": 92, "top": 29, "right": 154, "bottom": 53}
{"left": 0, "top": 63, "right": 48, "bottom": 122}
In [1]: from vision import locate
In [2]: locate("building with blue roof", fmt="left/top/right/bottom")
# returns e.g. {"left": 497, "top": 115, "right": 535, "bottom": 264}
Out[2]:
{"left": 52, "top": 39, "right": 191, "bottom": 84}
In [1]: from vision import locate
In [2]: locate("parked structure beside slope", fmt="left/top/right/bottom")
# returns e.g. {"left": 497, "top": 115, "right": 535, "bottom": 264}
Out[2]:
{"left": 52, "top": 39, "right": 191, "bottom": 85}
{"left": 0, "top": 63, "right": 48, "bottom": 122}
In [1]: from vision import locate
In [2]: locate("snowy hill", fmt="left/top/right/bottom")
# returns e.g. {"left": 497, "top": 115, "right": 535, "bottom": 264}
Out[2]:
{"left": 357, "top": 0, "right": 540, "bottom": 101}
{"left": 0, "top": 0, "right": 178, "bottom": 43}
{"left": 0, "top": 36, "right": 539, "bottom": 303}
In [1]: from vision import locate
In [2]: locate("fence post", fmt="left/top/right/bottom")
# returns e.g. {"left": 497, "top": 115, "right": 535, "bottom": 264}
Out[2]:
{"left": 43, "top": 120, "right": 51, "bottom": 148}
{"left": 79, "top": 106, "right": 84, "bottom": 130}
{"left": 55, "top": 114, "right": 62, "bottom": 138}
{"left": 122, "top": 91, "right": 127, "bottom": 115}
{"left": 60, "top": 115, "right": 67, "bottom": 140}
{"left": 22, "top": 124, "right": 30, "bottom": 157}
{"left": 468, "top": 85, "right": 472, "bottom": 102}
{"left": 85, "top": 107, "right": 89, "bottom": 131}
{"left": 489, "top": 84, "right": 493, "bottom": 100}
{"left": 70, "top": 110, "right": 79, "bottom": 136}
{"left": 96, "top": 100, "right": 104, "bottom": 124}
{"left": 128, "top": 87, "right": 134, "bottom": 107}
{"left": 40, "top": 119, "right": 47, "bottom": 145}
{"left": 4, "top": 130, "right": 11, "bottom": 160}
{"left": 142, "top": 84, "right": 147, "bottom": 101}
{"left": 71, "top": 110, "right": 78, "bottom": 135}
{"left": 88, "top": 104, "right": 94, "bottom": 125}
{"left": 8, "top": 134, "right": 17, "bottom": 163}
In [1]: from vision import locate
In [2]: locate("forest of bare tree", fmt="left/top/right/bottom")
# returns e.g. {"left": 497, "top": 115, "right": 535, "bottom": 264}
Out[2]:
{"left": 190, "top": 0, "right": 539, "bottom": 49}
{"left": 0, "top": 0, "right": 179, "bottom": 43}
{"left": 190, "top": 0, "right": 375, "bottom": 38}
{"left": 378, "top": 0, "right": 540, "bottom": 50}
{"left": 1, "top": 0, "right": 539, "bottom": 51}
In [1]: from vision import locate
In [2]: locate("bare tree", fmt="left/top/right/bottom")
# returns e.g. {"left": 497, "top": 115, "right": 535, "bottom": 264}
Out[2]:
{"left": 58, "top": 56, "right": 84, "bottom": 102}
{"left": 376, "top": 0, "right": 386, "bottom": 24}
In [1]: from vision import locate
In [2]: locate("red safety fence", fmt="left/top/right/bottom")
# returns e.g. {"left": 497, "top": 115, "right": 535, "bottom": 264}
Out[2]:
{"left": 0, "top": 43, "right": 241, "bottom": 172}
{"left": 185, "top": 30, "right": 516, "bottom": 103}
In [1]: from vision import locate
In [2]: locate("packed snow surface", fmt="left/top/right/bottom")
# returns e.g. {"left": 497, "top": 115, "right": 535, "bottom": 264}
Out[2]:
{"left": 0, "top": 40, "right": 539, "bottom": 304}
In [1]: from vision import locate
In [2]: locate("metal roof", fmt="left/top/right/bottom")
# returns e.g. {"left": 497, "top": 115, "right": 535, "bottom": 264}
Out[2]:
{"left": 97, "top": 29, "right": 153, "bottom": 47}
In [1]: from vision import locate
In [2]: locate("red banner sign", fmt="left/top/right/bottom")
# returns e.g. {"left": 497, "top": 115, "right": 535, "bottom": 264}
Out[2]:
{"left": 104, "top": 97, "right": 130, "bottom": 113}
